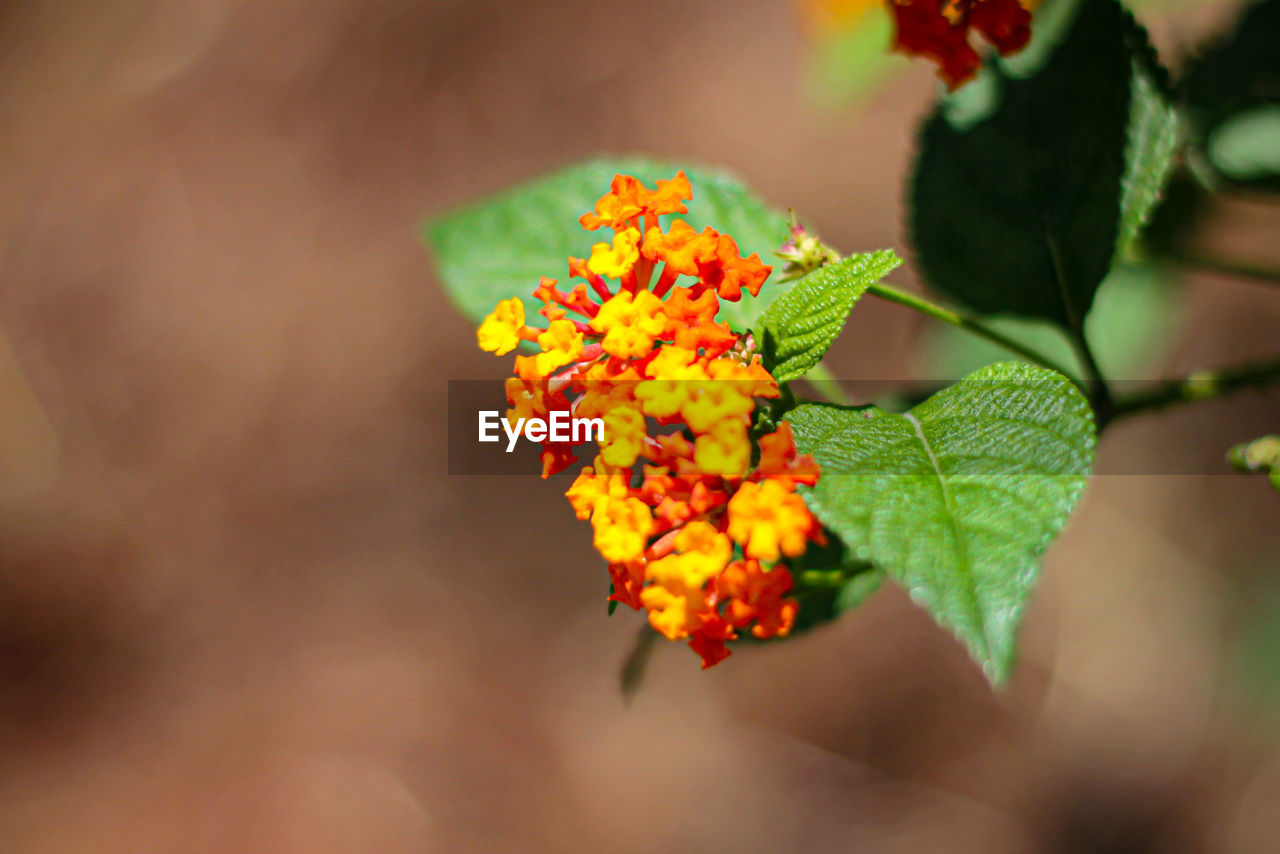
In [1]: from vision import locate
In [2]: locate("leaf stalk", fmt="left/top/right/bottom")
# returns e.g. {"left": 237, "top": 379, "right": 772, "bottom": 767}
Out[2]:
{"left": 1105, "top": 356, "right": 1280, "bottom": 426}
{"left": 866, "top": 282, "right": 1081, "bottom": 382}
{"left": 1165, "top": 248, "right": 1280, "bottom": 287}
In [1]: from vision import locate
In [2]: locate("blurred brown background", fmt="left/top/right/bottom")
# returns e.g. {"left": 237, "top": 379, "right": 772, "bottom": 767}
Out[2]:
{"left": 0, "top": 0, "right": 1278, "bottom": 851}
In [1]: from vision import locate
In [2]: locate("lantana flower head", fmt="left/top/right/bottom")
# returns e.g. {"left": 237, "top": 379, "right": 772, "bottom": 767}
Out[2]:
{"left": 476, "top": 170, "right": 828, "bottom": 668}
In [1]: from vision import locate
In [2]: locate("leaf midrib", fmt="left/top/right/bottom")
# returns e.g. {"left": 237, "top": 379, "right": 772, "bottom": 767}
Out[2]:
{"left": 904, "top": 413, "right": 991, "bottom": 661}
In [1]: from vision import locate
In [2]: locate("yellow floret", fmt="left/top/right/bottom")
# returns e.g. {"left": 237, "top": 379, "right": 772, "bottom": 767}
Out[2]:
{"left": 477, "top": 298, "right": 525, "bottom": 355}
{"left": 534, "top": 319, "right": 584, "bottom": 375}
{"left": 590, "top": 496, "right": 654, "bottom": 563}
{"left": 589, "top": 291, "right": 666, "bottom": 359}
{"left": 639, "top": 522, "right": 731, "bottom": 639}
{"left": 599, "top": 405, "right": 647, "bottom": 468}
{"left": 586, "top": 227, "right": 641, "bottom": 278}
{"left": 726, "top": 480, "right": 813, "bottom": 561}
{"left": 693, "top": 419, "right": 751, "bottom": 476}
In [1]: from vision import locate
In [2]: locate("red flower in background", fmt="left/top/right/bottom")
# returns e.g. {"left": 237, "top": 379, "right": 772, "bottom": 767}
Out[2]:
{"left": 890, "top": 0, "right": 1031, "bottom": 88}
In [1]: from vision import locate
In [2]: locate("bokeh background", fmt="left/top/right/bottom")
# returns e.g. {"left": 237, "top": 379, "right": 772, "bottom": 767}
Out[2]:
{"left": 0, "top": 0, "right": 1278, "bottom": 850}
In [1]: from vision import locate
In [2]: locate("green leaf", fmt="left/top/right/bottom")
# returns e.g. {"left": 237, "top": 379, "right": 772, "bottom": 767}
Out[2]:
{"left": 835, "top": 568, "right": 885, "bottom": 612}
{"left": 756, "top": 251, "right": 902, "bottom": 383}
{"left": 805, "top": 6, "right": 904, "bottom": 107}
{"left": 786, "top": 362, "right": 1095, "bottom": 682}
{"left": 1117, "top": 46, "right": 1183, "bottom": 256}
{"left": 1181, "top": 0, "right": 1280, "bottom": 191}
{"left": 1230, "top": 574, "right": 1280, "bottom": 708}
{"left": 424, "top": 156, "right": 791, "bottom": 331}
{"left": 1206, "top": 106, "right": 1280, "bottom": 190}
{"left": 909, "top": 0, "right": 1133, "bottom": 327}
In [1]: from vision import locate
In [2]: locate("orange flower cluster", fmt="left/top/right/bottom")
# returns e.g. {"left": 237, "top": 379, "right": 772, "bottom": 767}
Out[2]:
{"left": 476, "top": 171, "right": 826, "bottom": 667}
{"left": 890, "top": 0, "right": 1031, "bottom": 88}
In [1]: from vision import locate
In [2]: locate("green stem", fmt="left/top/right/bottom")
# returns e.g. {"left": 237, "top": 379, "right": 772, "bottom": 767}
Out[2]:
{"left": 800, "top": 361, "right": 855, "bottom": 406}
{"left": 1166, "top": 249, "right": 1280, "bottom": 287}
{"left": 1069, "top": 328, "right": 1115, "bottom": 421}
{"left": 1106, "top": 355, "right": 1280, "bottom": 426}
{"left": 1043, "top": 230, "right": 1114, "bottom": 416}
{"left": 866, "top": 282, "right": 1080, "bottom": 382}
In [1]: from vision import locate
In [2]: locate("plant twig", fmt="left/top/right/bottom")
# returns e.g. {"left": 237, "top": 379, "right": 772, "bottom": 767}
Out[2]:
{"left": 1105, "top": 356, "right": 1280, "bottom": 426}
{"left": 1068, "top": 328, "right": 1114, "bottom": 422}
{"left": 783, "top": 236, "right": 1080, "bottom": 385}
{"left": 1165, "top": 249, "right": 1280, "bottom": 287}
{"left": 866, "top": 282, "right": 1081, "bottom": 383}
{"left": 1043, "top": 229, "right": 1114, "bottom": 416}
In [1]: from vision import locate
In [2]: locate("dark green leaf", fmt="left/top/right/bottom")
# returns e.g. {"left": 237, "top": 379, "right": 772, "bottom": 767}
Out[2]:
{"left": 756, "top": 251, "right": 901, "bottom": 383}
{"left": 787, "top": 362, "right": 1095, "bottom": 682}
{"left": 786, "top": 567, "right": 886, "bottom": 636}
{"left": 1182, "top": 0, "right": 1280, "bottom": 190}
{"left": 771, "top": 533, "right": 883, "bottom": 634}
{"left": 1142, "top": 169, "right": 1211, "bottom": 256}
{"left": 424, "top": 156, "right": 791, "bottom": 331}
{"left": 909, "top": 0, "right": 1133, "bottom": 326}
